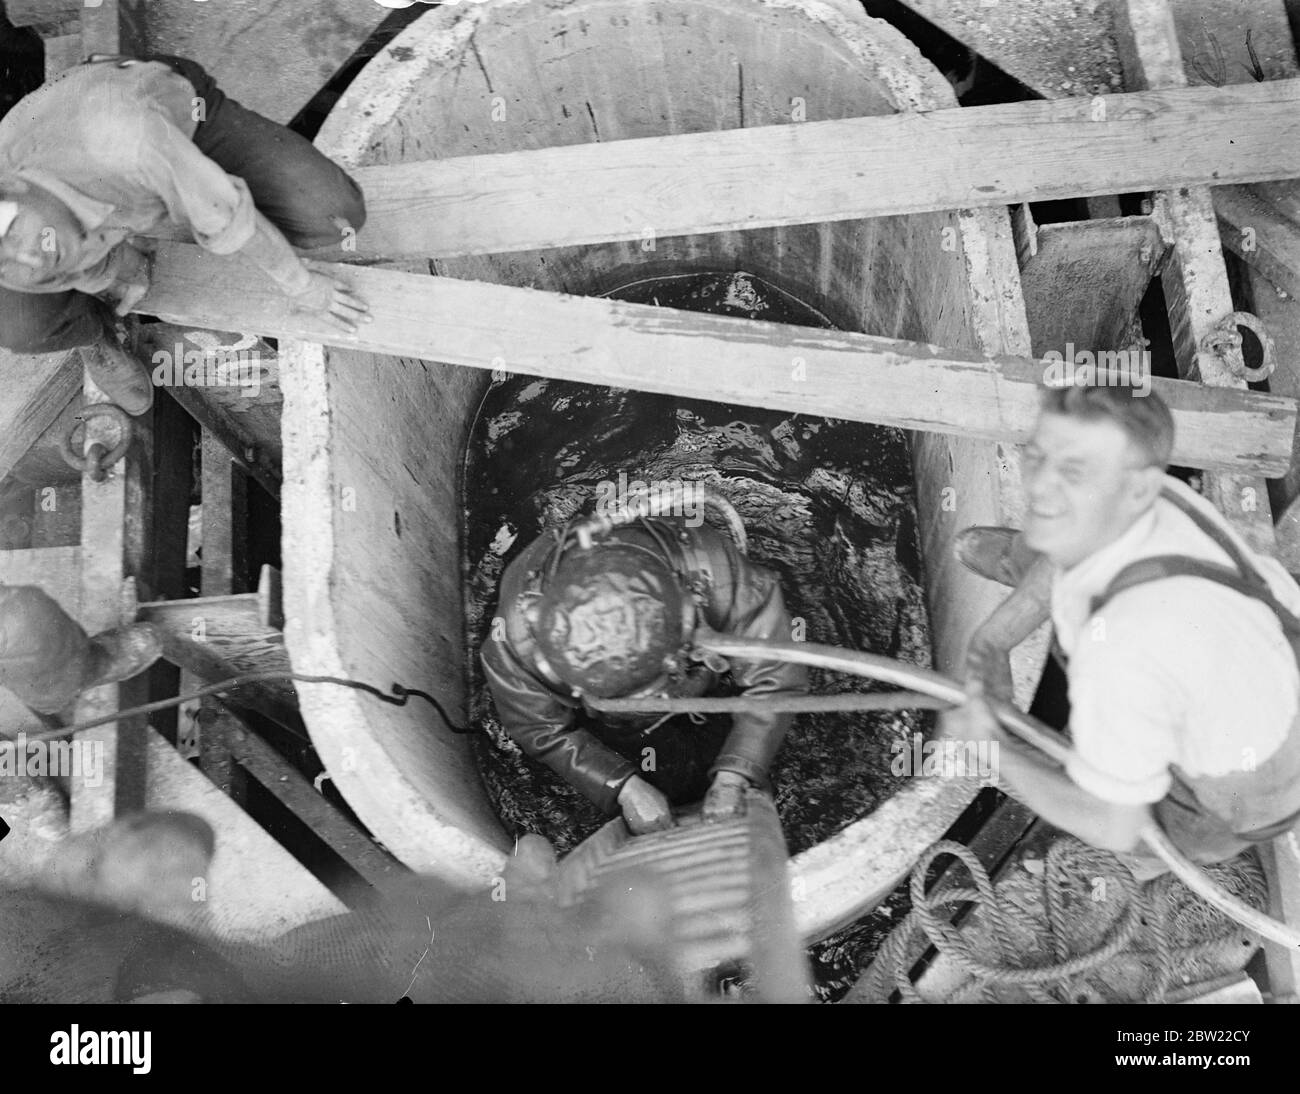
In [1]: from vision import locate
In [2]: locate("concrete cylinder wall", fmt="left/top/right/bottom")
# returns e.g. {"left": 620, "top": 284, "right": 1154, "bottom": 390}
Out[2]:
{"left": 283, "top": 0, "right": 1036, "bottom": 929}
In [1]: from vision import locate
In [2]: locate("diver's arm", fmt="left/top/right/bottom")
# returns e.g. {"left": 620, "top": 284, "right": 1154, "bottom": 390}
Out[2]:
{"left": 709, "top": 550, "right": 808, "bottom": 787}
{"left": 480, "top": 637, "right": 638, "bottom": 814}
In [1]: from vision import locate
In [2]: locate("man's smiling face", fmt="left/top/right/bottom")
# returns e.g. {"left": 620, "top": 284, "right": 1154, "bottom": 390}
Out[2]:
{"left": 0, "top": 186, "right": 85, "bottom": 283}
{"left": 1021, "top": 410, "right": 1160, "bottom": 569}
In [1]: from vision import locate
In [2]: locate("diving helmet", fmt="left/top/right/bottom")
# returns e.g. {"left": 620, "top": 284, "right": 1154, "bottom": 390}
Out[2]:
{"left": 533, "top": 540, "right": 692, "bottom": 699}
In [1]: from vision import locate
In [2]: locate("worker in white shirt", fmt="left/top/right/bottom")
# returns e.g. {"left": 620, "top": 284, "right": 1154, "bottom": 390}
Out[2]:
{"left": 953, "top": 383, "right": 1300, "bottom": 876}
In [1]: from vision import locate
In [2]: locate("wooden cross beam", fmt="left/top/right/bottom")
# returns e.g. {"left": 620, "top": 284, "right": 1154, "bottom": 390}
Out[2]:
{"left": 134, "top": 242, "right": 1295, "bottom": 476}
{"left": 301, "top": 78, "right": 1300, "bottom": 262}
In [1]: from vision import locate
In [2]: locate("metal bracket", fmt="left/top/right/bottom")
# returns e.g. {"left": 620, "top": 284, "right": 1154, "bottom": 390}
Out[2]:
{"left": 58, "top": 403, "right": 133, "bottom": 482}
{"left": 1201, "top": 310, "right": 1277, "bottom": 383}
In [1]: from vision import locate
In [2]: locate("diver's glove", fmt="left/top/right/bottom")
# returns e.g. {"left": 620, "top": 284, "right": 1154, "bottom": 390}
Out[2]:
{"left": 701, "top": 770, "right": 749, "bottom": 823}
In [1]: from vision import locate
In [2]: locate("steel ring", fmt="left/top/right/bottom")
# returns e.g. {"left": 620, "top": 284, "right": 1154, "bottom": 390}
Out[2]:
{"left": 1201, "top": 311, "right": 1276, "bottom": 382}
{"left": 57, "top": 404, "right": 134, "bottom": 480}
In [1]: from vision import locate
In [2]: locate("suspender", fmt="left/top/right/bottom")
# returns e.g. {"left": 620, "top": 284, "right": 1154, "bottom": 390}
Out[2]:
{"left": 1089, "top": 486, "right": 1300, "bottom": 635}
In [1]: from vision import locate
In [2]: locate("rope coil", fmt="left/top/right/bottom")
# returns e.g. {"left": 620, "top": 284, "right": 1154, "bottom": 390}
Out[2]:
{"left": 862, "top": 838, "right": 1257, "bottom": 1004}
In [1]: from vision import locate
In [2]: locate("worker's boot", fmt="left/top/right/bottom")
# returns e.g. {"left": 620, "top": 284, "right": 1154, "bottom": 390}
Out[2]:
{"left": 84, "top": 623, "right": 165, "bottom": 693}
{"left": 0, "top": 585, "right": 162, "bottom": 715}
{"left": 954, "top": 526, "right": 1043, "bottom": 588}
{"left": 80, "top": 316, "right": 154, "bottom": 417}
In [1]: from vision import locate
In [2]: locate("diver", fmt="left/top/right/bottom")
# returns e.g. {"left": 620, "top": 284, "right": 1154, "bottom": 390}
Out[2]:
{"left": 481, "top": 492, "right": 809, "bottom": 835}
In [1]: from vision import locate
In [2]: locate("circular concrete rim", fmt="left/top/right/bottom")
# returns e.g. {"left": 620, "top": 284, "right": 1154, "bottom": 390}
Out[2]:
{"left": 289, "top": 0, "right": 1010, "bottom": 937}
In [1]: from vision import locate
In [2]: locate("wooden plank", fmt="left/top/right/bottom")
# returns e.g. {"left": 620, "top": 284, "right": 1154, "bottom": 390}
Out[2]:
{"left": 0, "top": 351, "right": 83, "bottom": 484}
{"left": 139, "top": 324, "right": 284, "bottom": 478}
{"left": 153, "top": 628, "right": 300, "bottom": 736}
{"left": 134, "top": 241, "right": 1296, "bottom": 476}
{"left": 159, "top": 384, "right": 280, "bottom": 501}
{"left": 284, "top": 79, "right": 1300, "bottom": 263}
{"left": 138, "top": 592, "right": 265, "bottom": 636}
{"left": 1237, "top": 265, "right": 1300, "bottom": 570}
{"left": 1020, "top": 216, "right": 1166, "bottom": 357}
{"left": 1216, "top": 185, "right": 1300, "bottom": 302}
{"left": 224, "top": 715, "right": 406, "bottom": 895}
{"left": 1258, "top": 826, "right": 1300, "bottom": 1002}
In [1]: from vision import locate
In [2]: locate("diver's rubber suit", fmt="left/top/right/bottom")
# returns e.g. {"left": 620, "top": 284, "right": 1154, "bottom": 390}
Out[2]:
{"left": 482, "top": 517, "right": 809, "bottom": 813}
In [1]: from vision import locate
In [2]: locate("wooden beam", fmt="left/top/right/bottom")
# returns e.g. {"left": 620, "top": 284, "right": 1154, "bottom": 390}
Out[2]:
{"left": 0, "top": 351, "right": 83, "bottom": 484}
{"left": 134, "top": 242, "right": 1295, "bottom": 476}
{"left": 1215, "top": 185, "right": 1300, "bottom": 301}
{"left": 152, "top": 629, "right": 300, "bottom": 735}
{"left": 158, "top": 384, "right": 281, "bottom": 501}
{"left": 285, "top": 79, "right": 1300, "bottom": 263}
{"left": 225, "top": 716, "right": 406, "bottom": 895}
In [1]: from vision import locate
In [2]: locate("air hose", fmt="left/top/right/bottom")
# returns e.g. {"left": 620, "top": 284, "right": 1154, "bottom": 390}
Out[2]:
{"left": 572, "top": 481, "right": 748, "bottom": 555}
{"left": 678, "top": 634, "right": 1300, "bottom": 951}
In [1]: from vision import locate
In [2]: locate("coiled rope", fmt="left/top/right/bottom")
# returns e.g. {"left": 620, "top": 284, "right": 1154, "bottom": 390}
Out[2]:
{"left": 859, "top": 838, "right": 1260, "bottom": 1004}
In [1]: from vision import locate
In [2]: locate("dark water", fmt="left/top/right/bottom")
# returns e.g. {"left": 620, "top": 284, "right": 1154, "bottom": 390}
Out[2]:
{"left": 462, "top": 272, "right": 934, "bottom": 999}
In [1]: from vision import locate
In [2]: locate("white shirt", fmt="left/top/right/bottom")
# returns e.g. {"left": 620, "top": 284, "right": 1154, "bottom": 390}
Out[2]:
{"left": 1052, "top": 476, "right": 1300, "bottom": 805}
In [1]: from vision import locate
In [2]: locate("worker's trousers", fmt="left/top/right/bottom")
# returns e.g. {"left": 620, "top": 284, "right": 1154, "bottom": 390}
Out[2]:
{"left": 0, "top": 54, "right": 367, "bottom": 354}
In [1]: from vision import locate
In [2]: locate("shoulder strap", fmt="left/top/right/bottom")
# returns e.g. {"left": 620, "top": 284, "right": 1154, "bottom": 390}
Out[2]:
{"left": 1157, "top": 485, "right": 1268, "bottom": 587}
{"left": 1091, "top": 554, "right": 1300, "bottom": 634}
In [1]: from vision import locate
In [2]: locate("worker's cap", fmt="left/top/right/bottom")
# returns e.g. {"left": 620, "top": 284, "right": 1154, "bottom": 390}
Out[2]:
{"left": 533, "top": 543, "right": 686, "bottom": 699}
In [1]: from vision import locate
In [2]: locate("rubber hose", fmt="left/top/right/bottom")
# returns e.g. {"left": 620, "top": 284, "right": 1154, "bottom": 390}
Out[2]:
{"left": 693, "top": 633, "right": 1300, "bottom": 951}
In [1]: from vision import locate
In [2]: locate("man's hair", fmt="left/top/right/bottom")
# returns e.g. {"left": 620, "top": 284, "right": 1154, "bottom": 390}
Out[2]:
{"left": 1038, "top": 383, "right": 1175, "bottom": 469}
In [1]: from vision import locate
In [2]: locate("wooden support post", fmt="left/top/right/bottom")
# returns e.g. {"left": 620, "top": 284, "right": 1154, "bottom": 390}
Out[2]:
{"left": 187, "top": 432, "right": 250, "bottom": 799}
{"left": 200, "top": 432, "right": 249, "bottom": 597}
{"left": 1117, "top": 0, "right": 1279, "bottom": 552}
{"left": 134, "top": 243, "right": 1296, "bottom": 477}
{"left": 142, "top": 387, "right": 195, "bottom": 747}
{"left": 78, "top": 0, "right": 146, "bottom": 57}
{"left": 69, "top": 378, "right": 151, "bottom": 831}
{"left": 1117, "top": 0, "right": 1300, "bottom": 999}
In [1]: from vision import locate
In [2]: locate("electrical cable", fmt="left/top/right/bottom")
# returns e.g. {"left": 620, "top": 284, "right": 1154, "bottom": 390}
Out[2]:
{"left": 1, "top": 670, "right": 474, "bottom": 750}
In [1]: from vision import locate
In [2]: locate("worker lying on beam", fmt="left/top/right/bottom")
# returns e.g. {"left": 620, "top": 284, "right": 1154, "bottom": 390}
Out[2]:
{"left": 0, "top": 585, "right": 161, "bottom": 724}
{"left": 953, "top": 383, "right": 1300, "bottom": 878}
{"left": 0, "top": 54, "right": 371, "bottom": 416}
{"left": 482, "top": 502, "right": 808, "bottom": 835}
